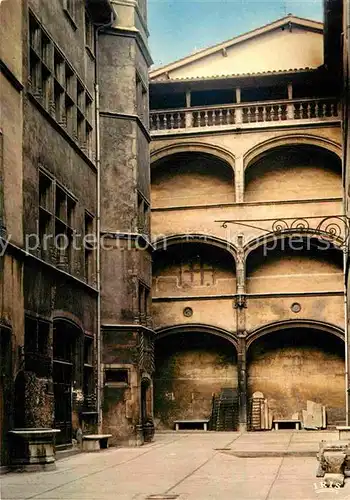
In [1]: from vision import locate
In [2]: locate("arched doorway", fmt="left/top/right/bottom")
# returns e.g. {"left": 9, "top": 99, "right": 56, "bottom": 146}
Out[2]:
{"left": 154, "top": 328, "right": 238, "bottom": 430}
{"left": 53, "top": 319, "right": 82, "bottom": 445}
{"left": 247, "top": 324, "right": 345, "bottom": 426}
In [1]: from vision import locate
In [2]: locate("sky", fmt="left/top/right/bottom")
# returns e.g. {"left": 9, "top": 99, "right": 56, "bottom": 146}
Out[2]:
{"left": 148, "top": 0, "right": 323, "bottom": 68}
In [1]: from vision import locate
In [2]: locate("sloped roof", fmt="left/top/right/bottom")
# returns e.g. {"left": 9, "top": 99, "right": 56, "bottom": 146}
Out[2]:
{"left": 150, "top": 15, "right": 323, "bottom": 80}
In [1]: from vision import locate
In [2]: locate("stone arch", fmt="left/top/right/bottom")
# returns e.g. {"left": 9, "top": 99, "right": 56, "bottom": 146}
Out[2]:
{"left": 53, "top": 311, "right": 85, "bottom": 332}
{"left": 153, "top": 233, "right": 238, "bottom": 263}
{"left": 243, "top": 134, "right": 341, "bottom": 170}
{"left": 244, "top": 232, "right": 344, "bottom": 295}
{"left": 154, "top": 323, "right": 239, "bottom": 429}
{"left": 151, "top": 142, "right": 235, "bottom": 172}
{"left": 246, "top": 319, "right": 344, "bottom": 350}
{"left": 155, "top": 323, "right": 239, "bottom": 351}
{"left": 244, "top": 230, "right": 345, "bottom": 259}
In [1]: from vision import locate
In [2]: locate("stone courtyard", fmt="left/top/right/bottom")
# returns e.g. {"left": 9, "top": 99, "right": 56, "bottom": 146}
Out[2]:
{"left": 3, "top": 431, "right": 350, "bottom": 500}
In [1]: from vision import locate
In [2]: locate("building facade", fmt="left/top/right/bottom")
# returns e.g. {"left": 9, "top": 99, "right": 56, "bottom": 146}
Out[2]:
{"left": 0, "top": 0, "right": 348, "bottom": 472}
{"left": 0, "top": 0, "right": 153, "bottom": 469}
{"left": 149, "top": 15, "right": 346, "bottom": 431}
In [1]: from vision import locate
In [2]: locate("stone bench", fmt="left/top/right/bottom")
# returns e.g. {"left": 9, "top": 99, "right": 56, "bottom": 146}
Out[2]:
{"left": 82, "top": 434, "right": 112, "bottom": 452}
{"left": 273, "top": 419, "right": 301, "bottom": 430}
{"left": 174, "top": 419, "right": 209, "bottom": 431}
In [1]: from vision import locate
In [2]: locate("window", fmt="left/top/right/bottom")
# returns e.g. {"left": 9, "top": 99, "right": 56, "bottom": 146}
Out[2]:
{"left": 83, "top": 336, "right": 94, "bottom": 397}
{"left": 37, "top": 169, "right": 77, "bottom": 273}
{"left": 28, "top": 12, "right": 93, "bottom": 157}
{"left": 55, "top": 185, "right": 76, "bottom": 271}
{"left": 138, "top": 281, "right": 150, "bottom": 323}
{"left": 136, "top": 72, "right": 148, "bottom": 125}
{"left": 39, "top": 170, "right": 54, "bottom": 260}
{"left": 24, "top": 316, "right": 51, "bottom": 377}
{"left": 63, "top": 0, "right": 77, "bottom": 27}
{"left": 85, "top": 11, "right": 94, "bottom": 54}
{"left": 137, "top": 193, "right": 150, "bottom": 235}
{"left": 84, "top": 212, "right": 95, "bottom": 284}
{"left": 105, "top": 369, "right": 129, "bottom": 385}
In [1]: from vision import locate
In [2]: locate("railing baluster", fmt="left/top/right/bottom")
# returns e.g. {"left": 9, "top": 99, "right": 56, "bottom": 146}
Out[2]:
{"left": 315, "top": 102, "right": 319, "bottom": 118}
{"left": 149, "top": 97, "right": 340, "bottom": 132}
{"left": 322, "top": 103, "right": 327, "bottom": 118}
{"left": 254, "top": 106, "right": 259, "bottom": 123}
{"left": 277, "top": 105, "right": 282, "bottom": 121}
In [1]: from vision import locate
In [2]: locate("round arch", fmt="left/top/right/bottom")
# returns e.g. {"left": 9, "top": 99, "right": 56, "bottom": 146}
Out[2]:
{"left": 155, "top": 323, "right": 239, "bottom": 352}
{"left": 244, "top": 230, "right": 345, "bottom": 259}
{"left": 243, "top": 134, "right": 342, "bottom": 170}
{"left": 153, "top": 233, "right": 238, "bottom": 263}
{"left": 246, "top": 319, "right": 344, "bottom": 350}
{"left": 53, "top": 312, "right": 85, "bottom": 332}
{"left": 151, "top": 142, "right": 236, "bottom": 172}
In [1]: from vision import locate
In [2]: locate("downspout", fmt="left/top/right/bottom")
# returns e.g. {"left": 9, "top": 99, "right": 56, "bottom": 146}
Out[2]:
{"left": 94, "top": 8, "right": 115, "bottom": 432}
{"left": 344, "top": 249, "right": 349, "bottom": 425}
{"left": 345, "top": 0, "right": 350, "bottom": 426}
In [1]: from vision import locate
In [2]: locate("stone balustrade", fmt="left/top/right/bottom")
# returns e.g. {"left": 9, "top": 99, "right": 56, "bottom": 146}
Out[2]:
{"left": 150, "top": 97, "right": 339, "bottom": 133}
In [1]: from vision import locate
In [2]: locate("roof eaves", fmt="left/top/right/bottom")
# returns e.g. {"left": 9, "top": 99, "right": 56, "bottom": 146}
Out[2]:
{"left": 150, "top": 67, "right": 317, "bottom": 84}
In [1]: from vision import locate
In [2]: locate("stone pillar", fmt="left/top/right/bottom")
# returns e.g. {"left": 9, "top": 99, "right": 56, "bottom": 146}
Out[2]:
{"left": 185, "top": 90, "right": 193, "bottom": 128}
{"left": 235, "top": 88, "right": 243, "bottom": 125}
{"left": 234, "top": 236, "right": 247, "bottom": 431}
{"left": 235, "top": 156, "right": 244, "bottom": 203}
{"left": 237, "top": 336, "right": 248, "bottom": 432}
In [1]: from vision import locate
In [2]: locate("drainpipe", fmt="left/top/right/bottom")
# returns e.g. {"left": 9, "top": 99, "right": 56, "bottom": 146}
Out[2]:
{"left": 345, "top": 0, "right": 350, "bottom": 426}
{"left": 344, "top": 249, "right": 349, "bottom": 426}
{"left": 94, "top": 8, "right": 115, "bottom": 432}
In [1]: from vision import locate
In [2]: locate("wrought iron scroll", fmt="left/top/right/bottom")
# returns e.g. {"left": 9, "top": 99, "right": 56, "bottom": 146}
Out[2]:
{"left": 217, "top": 215, "right": 350, "bottom": 250}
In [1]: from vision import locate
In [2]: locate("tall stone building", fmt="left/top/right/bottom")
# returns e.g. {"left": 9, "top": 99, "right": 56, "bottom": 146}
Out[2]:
{"left": 149, "top": 14, "right": 345, "bottom": 431}
{"left": 0, "top": 0, "right": 153, "bottom": 469}
{"left": 0, "top": 0, "right": 348, "bottom": 472}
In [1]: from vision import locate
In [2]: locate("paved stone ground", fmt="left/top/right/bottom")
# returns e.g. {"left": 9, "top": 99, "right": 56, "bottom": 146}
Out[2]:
{"left": 3, "top": 431, "right": 350, "bottom": 500}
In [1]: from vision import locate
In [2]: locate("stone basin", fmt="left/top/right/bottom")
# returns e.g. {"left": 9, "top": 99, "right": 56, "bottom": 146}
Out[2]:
{"left": 9, "top": 428, "right": 61, "bottom": 472}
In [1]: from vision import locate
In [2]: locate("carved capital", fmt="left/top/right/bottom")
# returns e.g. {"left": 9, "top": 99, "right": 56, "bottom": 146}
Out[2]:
{"left": 234, "top": 295, "right": 247, "bottom": 309}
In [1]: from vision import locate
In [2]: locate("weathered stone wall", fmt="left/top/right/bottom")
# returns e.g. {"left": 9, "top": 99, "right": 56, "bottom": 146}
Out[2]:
{"left": 154, "top": 333, "right": 237, "bottom": 428}
{"left": 152, "top": 154, "right": 235, "bottom": 208}
{"left": 247, "top": 328, "right": 345, "bottom": 424}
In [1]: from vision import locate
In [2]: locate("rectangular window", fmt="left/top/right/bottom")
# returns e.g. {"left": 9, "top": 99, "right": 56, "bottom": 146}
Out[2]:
{"left": 28, "top": 12, "right": 94, "bottom": 156}
{"left": 83, "top": 336, "right": 94, "bottom": 397}
{"left": 105, "top": 369, "right": 129, "bottom": 385}
{"left": 138, "top": 281, "right": 150, "bottom": 322}
{"left": 136, "top": 72, "right": 148, "bottom": 125}
{"left": 63, "top": 0, "right": 77, "bottom": 25}
{"left": 25, "top": 316, "right": 51, "bottom": 377}
{"left": 137, "top": 193, "right": 150, "bottom": 235}
{"left": 39, "top": 170, "right": 53, "bottom": 259}
{"left": 85, "top": 11, "right": 94, "bottom": 53}
{"left": 84, "top": 212, "right": 95, "bottom": 284}
{"left": 54, "top": 184, "right": 76, "bottom": 272}
{"left": 54, "top": 50, "right": 65, "bottom": 124}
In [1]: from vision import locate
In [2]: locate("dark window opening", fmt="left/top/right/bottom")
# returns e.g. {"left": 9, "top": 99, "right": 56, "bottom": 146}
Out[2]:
{"left": 150, "top": 91, "right": 186, "bottom": 110}
{"left": 25, "top": 317, "right": 51, "bottom": 377}
{"left": 105, "top": 369, "right": 129, "bottom": 384}
{"left": 241, "top": 85, "right": 287, "bottom": 103}
{"left": 191, "top": 89, "right": 235, "bottom": 107}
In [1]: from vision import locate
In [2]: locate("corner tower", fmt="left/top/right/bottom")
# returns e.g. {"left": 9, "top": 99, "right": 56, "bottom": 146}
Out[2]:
{"left": 98, "top": 0, "right": 154, "bottom": 445}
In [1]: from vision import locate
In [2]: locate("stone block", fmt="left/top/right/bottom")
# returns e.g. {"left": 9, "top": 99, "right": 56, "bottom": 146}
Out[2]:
{"left": 323, "top": 473, "right": 345, "bottom": 487}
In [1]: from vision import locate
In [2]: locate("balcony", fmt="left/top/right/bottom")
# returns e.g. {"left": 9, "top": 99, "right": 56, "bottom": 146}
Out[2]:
{"left": 150, "top": 97, "right": 340, "bottom": 135}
